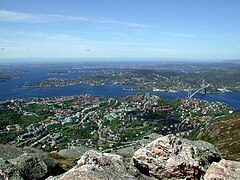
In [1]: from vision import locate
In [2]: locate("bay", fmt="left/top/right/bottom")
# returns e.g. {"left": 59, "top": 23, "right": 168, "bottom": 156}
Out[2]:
{"left": 0, "top": 64, "right": 239, "bottom": 110}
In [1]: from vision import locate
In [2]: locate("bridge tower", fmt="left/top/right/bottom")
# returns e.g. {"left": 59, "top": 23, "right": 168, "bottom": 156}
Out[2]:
{"left": 188, "top": 79, "right": 209, "bottom": 99}
{"left": 187, "top": 87, "right": 191, "bottom": 98}
{"left": 201, "top": 79, "right": 207, "bottom": 94}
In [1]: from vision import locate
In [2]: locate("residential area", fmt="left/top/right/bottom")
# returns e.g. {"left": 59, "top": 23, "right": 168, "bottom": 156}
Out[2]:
{"left": 0, "top": 93, "right": 231, "bottom": 152}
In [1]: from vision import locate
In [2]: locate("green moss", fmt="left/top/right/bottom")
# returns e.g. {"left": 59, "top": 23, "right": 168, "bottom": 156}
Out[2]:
{"left": 49, "top": 152, "right": 75, "bottom": 170}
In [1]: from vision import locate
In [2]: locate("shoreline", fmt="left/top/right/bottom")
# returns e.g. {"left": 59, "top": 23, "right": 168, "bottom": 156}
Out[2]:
{"left": 1, "top": 88, "right": 240, "bottom": 110}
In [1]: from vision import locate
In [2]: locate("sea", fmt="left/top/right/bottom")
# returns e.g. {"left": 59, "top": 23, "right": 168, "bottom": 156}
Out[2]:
{"left": 0, "top": 63, "right": 240, "bottom": 110}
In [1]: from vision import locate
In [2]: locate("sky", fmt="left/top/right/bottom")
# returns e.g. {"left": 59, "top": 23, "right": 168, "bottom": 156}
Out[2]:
{"left": 0, "top": 0, "right": 240, "bottom": 60}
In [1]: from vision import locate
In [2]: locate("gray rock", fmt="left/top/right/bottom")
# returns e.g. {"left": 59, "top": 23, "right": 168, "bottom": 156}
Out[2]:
{"left": 132, "top": 134, "right": 221, "bottom": 179}
{"left": 58, "top": 146, "right": 89, "bottom": 159}
{"left": 9, "top": 153, "right": 48, "bottom": 180}
{"left": 204, "top": 159, "right": 240, "bottom": 180}
{"left": 0, "top": 158, "right": 23, "bottom": 180}
{"left": 0, "top": 152, "right": 48, "bottom": 180}
{"left": 56, "top": 150, "right": 149, "bottom": 180}
{"left": 23, "top": 147, "right": 64, "bottom": 176}
{"left": 0, "top": 144, "right": 23, "bottom": 160}
{"left": 0, "top": 144, "right": 65, "bottom": 180}
{"left": 112, "top": 133, "right": 163, "bottom": 158}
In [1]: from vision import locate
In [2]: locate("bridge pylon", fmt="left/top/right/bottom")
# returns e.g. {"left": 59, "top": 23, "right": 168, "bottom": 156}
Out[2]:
{"left": 187, "top": 87, "right": 192, "bottom": 98}
{"left": 201, "top": 79, "right": 207, "bottom": 94}
{"left": 188, "top": 80, "right": 209, "bottom": 99}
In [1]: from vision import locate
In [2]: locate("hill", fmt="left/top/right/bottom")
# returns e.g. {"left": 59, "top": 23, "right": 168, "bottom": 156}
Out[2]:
{"left": 188, "top": 111, "right": 240, "bottom": 161}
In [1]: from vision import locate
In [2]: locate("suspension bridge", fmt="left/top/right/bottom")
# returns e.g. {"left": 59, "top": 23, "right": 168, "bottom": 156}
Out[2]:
{"left": 188, "top": 80, "right": 209, "bottom": 98}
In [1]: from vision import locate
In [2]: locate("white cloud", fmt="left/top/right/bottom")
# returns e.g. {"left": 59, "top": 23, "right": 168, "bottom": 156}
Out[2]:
{"left": 163, "top": 32, "right": 195, "bottom": 38}
{"left": 48, "top": 34, "right": 76, "bottom": 41}
{"left": 0, "top": 10, "right": 37, "bottom": 22}
{"left": 92, "top": 18, "right": 151, "bottom": 28}
{"left": 0, "top": 10, "right": 150, "bottom": 28}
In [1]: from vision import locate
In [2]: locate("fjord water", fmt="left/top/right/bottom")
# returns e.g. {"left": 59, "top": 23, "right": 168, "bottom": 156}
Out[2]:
{"left": 0, "top": 64, "right": 240, "bottom": 110}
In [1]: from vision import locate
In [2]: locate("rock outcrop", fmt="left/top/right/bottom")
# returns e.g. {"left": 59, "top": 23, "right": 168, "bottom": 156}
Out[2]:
{"left": 9, "top": 153, "right": 48, "bottom": 179}
{"left": 50, "top": 150, "right": 148, "bottom": 180}
{"left": 0, "top": 145, "right": 64, "bottom": 180}
{"left": 57, "top": 146, "right": 89, "bottom": 159}
{"left": 132, "top": 134, "right": 221, "bottom": 179}
{"left": 2, "top": 135, "right": 239, "bottom": 180}
{"left": 204, "top": 159, "right": 240, "bottom": 180}
{"left": 0, "top": 153, "right": 47, "bottom": 180}
{"left": 0, "top": 144, "right": 24, "bottom": 160}
{"left": 0, "top": 158, "right": 23, "bottom": 180}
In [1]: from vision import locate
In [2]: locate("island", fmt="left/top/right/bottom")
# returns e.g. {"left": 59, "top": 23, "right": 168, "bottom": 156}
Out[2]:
{"left": 25, "top": 65, "right": 240, "bottom": 93}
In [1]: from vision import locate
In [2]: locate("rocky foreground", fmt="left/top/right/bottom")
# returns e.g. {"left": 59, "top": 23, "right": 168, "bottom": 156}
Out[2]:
{"left": 0, "top": 145, "right": 64, "bottom": 180}
{"left": 1, "top": 135, "right": 239, "bottom": 180}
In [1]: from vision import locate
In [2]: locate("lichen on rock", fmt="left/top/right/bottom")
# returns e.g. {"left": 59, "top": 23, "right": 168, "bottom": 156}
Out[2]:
{"left": 56, "top": 150, "right": 149, "bottom": 180}
{"left": 204, "top": 159, "right": 240, "bottom": 180}
{"left": 132, "top": 134, "right": 221, "bottom": 179}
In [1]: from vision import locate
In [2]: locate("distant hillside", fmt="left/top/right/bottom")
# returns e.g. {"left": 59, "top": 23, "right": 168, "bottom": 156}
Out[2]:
{"left": 223, "top": 59, "right": 240, "bottom": 64}
{"left": 188, "top": 111, "right": 240, "bottom": 161}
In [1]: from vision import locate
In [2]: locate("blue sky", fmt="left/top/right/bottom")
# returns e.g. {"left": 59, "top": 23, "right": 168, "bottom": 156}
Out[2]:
{"left": 0, "top": 0, "right": 240, "bottom": 60}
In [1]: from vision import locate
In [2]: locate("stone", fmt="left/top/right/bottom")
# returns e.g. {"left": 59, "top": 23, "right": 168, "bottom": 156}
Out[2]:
{"left": 57, "top": 146, "right": 89, "bottom": 159}
{"left": 23, "top": 147, "right": 65, "bottom": 176}
{"left": 9, "top": 153, "right": 48, "bottom": 180}
{"left": 0, "top": 144, "right": 65, "bottom": 179}
{"left": 56, "top": 150, "right": 149, "bottom": 180}
{"left": 0, "top": 158, "right": 23, "bottom": 180}
{"left": 0, "top": 144, "right": 23, "bottom": 160}
{"left": 132, "top": 134, "right": 221, "bottom": 179}
{"left": 204, "top": 159, "right": 240, "bottom": 180}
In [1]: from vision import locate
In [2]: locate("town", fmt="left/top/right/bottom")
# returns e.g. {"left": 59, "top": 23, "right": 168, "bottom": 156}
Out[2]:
{"left": 0, "top": 93, "right": 231, "bottom": 152}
